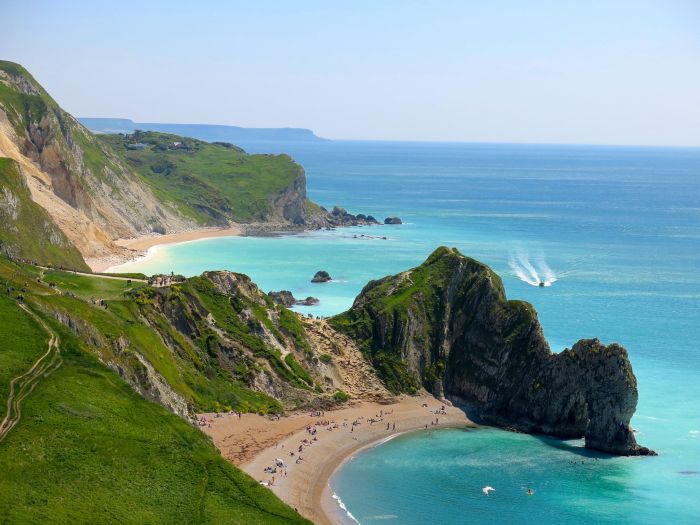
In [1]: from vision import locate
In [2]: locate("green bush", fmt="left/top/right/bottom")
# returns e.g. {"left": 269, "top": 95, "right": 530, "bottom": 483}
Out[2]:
{"left": 333, "top": 390, "right": 350, "bottom": 403}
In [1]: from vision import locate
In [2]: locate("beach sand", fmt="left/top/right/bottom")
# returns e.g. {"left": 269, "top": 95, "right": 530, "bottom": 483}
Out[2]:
{"left": 87, "top": 225, "right": 243, "bottom": 272}
{"left": 202, "top": 395, "right": 473, "bottom": 524}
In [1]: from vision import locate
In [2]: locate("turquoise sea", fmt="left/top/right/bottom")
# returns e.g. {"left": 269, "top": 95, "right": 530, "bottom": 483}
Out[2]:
{"left": 113, "top": 141, "right": 700, "bottom": 524}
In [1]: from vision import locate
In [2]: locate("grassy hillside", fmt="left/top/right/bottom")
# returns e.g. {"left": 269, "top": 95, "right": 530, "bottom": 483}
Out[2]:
{"left": 0, "top": 254, "right": 329, "bottom": 414}
{"left": 0, "top": 158, "right": 88, "bottom": 270}
{"left": 0, "top": 291, "right": 310, "bottom": 524}
{"left": 99, "top": 131, "right": 306, "bottom": 224}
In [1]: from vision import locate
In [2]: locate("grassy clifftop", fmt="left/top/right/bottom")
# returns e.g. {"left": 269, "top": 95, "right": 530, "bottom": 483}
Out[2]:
{"left": 0, "top": 158, "right": 88, "bottom": 270}
{"left": 0, "top": 290, "right": 309, "bottom": 524}
{"left": 99, "top": 130, "right": 308, "bottom": 224}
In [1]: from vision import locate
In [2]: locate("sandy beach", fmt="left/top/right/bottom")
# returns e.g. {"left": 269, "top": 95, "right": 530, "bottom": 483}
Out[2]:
{"left": 202, "top": 395, "right": 474, "bottom": 524}
{"left": 87, "top": 225, "right": 243, "bottom": 272}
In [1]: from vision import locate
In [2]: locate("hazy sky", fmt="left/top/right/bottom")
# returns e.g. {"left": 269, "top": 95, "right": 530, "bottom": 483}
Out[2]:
{"left": 2, "top": 0, "right": 700, "bottom": 145}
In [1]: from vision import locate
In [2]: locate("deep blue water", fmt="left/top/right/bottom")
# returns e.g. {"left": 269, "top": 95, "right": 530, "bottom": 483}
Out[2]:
{"left": 113, "top": 141, "right": 700, "bottom": 524}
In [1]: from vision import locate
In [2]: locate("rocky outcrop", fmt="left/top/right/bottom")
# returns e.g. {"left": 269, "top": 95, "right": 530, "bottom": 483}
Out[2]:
{"left": 332, "top": 247, "right": 654, "bottom": 456}
{"left": 296, "top": 296, "right": 319, "bottom": 306}
{"left": 311, "top": 270, "right": 332, "bottom": 283}
{"left": 320, "top": 206, "right": 381, "bottom": 227}
{"left": 384, "top": 216, "right": 402, "bottom": 224}
{"left": 268, "top": 290, "right": 319, "bottom": 307}
{"left": 268, "top": 290, "right": 296, "bottom": 307}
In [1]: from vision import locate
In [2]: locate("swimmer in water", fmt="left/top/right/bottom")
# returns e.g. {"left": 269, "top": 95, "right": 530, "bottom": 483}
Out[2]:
{"left": 526, "top": 488, "right": 534, "bottom": 495}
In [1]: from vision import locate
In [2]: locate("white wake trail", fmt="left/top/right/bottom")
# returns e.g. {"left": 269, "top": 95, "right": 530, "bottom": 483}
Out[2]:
{"left": 509, "top": 251, "right": 557, "bottom": 287}
{"left": 534, "top": 253, "right": 557, "bottom": 286}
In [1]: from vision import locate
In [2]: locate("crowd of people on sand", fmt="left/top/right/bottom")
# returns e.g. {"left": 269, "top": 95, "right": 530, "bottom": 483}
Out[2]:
{"left": 197, "top": 410, "right": 242, "bottom": 428}
{"left": 255, "top": 402, "right": 456, "bottom": 486}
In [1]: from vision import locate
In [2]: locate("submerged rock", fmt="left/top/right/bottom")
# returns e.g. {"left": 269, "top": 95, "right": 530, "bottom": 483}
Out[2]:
{"left": 384, "top": 216, "right": 402, "bottom": 224}
{"left": 332, "top": 246, "right": 655, "bottom": 456}
{"left": 311, "top": 271, "right": 332, "bottom": 283}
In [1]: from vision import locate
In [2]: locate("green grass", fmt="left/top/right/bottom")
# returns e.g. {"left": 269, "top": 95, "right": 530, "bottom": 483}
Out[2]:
{"left": 0, "top": 259, "right": 284, "bottom": 415}
{"left": 0, "top": 295, "right": 49, "bottom": 419}
{"left": 42, "top": 269, "right": 146, "bottom": 300}
{"left": 0, "top": 312, "right": 310, "bottom": 524}
{"left": 98, "top": 272, "right": 149, "bottom": 280}
{"left": 0, "top": 158, "right": 88, "bottom": 270}
{"left": 98, "top": 131, "right": 305, "bottom": 224}
{"left": 284, "top": 354, "right": 313, "bottom": 387}
{"left": 0, "top": 253, "right": 311, "bottom": 522}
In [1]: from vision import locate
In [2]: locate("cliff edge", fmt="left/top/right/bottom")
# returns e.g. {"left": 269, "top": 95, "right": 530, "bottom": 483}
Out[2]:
{"left": 331, "top": 247, "right": 655, "bottom": 456}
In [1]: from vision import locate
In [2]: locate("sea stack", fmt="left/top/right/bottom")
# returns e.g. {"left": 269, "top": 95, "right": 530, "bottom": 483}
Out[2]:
{"left": 384, "top": 216, "right": 402, "bottom": 224}
{"left": 311, "top": 271, "right": 332, "bottom": 283}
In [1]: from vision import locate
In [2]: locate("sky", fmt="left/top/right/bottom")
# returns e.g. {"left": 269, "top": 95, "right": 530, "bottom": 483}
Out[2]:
{"left": 2, "top": 0, "right": 700, "bottom": 145}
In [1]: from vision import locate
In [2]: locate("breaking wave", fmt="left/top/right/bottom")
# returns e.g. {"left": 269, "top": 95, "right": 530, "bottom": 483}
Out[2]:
{"left": 509, "top": 252, "right": 557, "bottom": 287}
{"left": 332, "top": 492, "right": 360, "bottom": 524}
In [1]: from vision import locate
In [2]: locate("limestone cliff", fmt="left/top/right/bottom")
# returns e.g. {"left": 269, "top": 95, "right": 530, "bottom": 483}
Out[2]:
{"left": 332, "top": 247, "right": 655, "bottom": 456}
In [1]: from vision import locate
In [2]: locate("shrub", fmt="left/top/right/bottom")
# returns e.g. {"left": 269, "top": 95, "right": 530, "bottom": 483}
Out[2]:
{"left": 333, "top": 390, "right": 350, "bottom": 403}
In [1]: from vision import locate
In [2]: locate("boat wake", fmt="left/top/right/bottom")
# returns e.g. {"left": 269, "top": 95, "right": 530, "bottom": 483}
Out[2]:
{"left": 509, "top": 252, "right": 557, "bottom": 287}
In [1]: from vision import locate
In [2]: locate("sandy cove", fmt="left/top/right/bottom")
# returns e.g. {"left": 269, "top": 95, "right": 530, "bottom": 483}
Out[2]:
{"left": 86, "top": 225, "right": 243, "bottom": 272}
{"left": 202, "top": 395, "right": 474, "bottom": 525}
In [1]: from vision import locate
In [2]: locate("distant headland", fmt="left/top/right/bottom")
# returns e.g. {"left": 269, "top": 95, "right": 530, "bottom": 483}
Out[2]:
{"left": 78, "top": 117, "right": 329, "bottom": 143}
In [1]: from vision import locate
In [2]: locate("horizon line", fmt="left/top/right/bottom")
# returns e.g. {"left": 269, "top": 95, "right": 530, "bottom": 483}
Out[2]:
{"left": 77, "top": 116, "right": 700, "bottom": 150}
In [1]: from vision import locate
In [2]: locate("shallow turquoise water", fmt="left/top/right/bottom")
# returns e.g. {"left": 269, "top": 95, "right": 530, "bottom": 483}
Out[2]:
{"left": 114, "top": 141, "right": 700, "bottom": 524}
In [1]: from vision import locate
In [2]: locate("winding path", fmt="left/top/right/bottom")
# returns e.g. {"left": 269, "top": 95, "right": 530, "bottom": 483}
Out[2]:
{"left": 37, "top": 265, "right": 147, "bottom": 283}
{"left": 0, "top": 303, "right": 62, "bottom": 443}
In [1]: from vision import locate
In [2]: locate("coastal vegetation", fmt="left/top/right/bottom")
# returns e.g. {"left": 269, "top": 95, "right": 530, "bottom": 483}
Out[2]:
{"left": 0, "top": 282, "right": 310, "bottom": 524}
{"left": 99, "top": 131, "right": 309, "bottom": 224}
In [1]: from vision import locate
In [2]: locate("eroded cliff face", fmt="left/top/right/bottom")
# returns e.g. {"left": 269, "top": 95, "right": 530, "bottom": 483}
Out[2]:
{"left": 0, "top": 63, "right": 194, "bottom": 258}
{"left": 332, "top": 247, "right": 655, "bottom": 456}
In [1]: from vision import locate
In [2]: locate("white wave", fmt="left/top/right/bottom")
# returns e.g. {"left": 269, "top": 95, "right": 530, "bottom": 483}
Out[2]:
{"left": 332, "top": 492, "right": 360, "bottom": 524}
{"left": 366, "top": 515, "right": 398, "bottom": 521}
{"left": 372, "top": 433, "right": 400, "bottom": 448}
{"left": 509, "top": 251, "right": 557, "bottom": 287}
